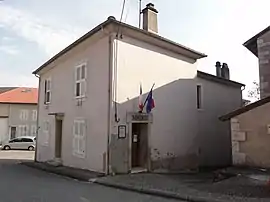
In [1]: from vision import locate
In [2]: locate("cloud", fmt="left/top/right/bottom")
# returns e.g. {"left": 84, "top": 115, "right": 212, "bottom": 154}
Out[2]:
{"left": 0, "top": 45, "right": 19, "bottom": 55}
{"left": 0, "top": 71, "right": 38, "bottom": 87}
{"left": 0, "top": 5, "right": 85, "bottom": 56}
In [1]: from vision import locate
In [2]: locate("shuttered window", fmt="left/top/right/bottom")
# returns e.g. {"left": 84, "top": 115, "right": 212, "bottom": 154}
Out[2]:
{"left": 75, "top": 64, "right": 87, "bottom": 98}
{"left": 72, "top": 119, "right": 86, "bottom": 158}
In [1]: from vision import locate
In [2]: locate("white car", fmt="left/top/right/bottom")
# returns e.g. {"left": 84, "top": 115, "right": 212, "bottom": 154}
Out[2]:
{"left": 2, "top": 136, "right": 36, "bottom": 151}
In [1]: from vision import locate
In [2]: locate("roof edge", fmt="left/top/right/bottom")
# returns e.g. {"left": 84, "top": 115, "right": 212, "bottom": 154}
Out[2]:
{"left": 197, "top": 71, "right": 245, "bottom": 88}
{"left": 33, "top": 17, "right": 207, "bottom": 75}
{"left": 219, "top": 96, "right": 270, "bottom": 121}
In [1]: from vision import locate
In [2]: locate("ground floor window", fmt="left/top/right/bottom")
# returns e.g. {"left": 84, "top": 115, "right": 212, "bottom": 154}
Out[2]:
{"left": 72, "top": 119, "right": 86, "bottom": 158}
{"left": 17, "top": 125, "right": 28, "bottom": 137}
{"left": 41, "top": 121, "right": 50, "bottom": 146}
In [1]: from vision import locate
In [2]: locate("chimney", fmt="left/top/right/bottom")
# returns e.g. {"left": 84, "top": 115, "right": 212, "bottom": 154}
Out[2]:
{"left": 221, "top": 63, "right": 230, "bottom": 80}
{"left": 142, "top": 3, "right": 158, "bottom": 33}
{"left": 215, "top": 61, "right": 222, "bottom": 77}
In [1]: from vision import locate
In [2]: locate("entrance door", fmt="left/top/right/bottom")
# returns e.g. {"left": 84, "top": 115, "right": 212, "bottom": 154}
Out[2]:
{"left": 10, "top": 127, "right": 16, "bottom": 139}
{"left": 55, "top": 118, "right": 63, "bottom": 159}
{"left": 131, "top": 123, "right": 148, "bottom": 168}
{"left": 132, "top": 123, "right": 140, "bottom": 167}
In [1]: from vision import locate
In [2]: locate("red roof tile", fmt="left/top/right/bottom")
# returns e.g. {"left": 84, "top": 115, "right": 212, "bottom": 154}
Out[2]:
{"left": 0, "top": 87, "right": 38, "bottom": 104}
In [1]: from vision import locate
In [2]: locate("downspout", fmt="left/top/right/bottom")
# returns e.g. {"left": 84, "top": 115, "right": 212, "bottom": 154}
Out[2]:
{"left": 107, "top": 34, "right": 113, "bottom": 174}
{"left": 34, "top": 74, "right": 41, "bottom": 162}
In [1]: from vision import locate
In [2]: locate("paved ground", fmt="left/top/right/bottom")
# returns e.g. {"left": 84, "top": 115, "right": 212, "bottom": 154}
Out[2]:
{"left": 0, "top": 150, "right": 34, "bottom": 160}
{"left": 0, "top": 152, "right": 183, "bottom": 202}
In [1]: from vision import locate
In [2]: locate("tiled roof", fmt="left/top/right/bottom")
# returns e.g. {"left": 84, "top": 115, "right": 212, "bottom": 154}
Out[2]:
{"left": 0, "top": 87, "right": 17, "bottom": 94}
{"left": 0, "top": 87, "right": 38, "bottom": 104}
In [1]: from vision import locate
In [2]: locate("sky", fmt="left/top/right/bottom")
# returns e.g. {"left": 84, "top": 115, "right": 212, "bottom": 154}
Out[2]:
{"left": 0, "top": 0, "right": 269, "bottom": 98}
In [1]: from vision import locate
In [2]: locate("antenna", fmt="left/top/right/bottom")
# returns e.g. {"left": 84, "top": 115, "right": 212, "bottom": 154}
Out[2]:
{"left": 139, "top": 0, "right": 142, "bottom": 28}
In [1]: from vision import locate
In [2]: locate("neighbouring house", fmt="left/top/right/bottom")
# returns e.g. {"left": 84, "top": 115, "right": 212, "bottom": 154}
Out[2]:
{"left": 33, "top": 3, "right": 244, "bottom": 174}
{"left": 0, "top": 87, "right": 38, "bottom": 144}
{"left": 220, "top": 26, "right": 270, "bottom": 168}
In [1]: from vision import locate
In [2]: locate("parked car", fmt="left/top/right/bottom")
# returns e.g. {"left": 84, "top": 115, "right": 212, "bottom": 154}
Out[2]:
{"left": 1, "top": 136, "right": 36, "bottom": 151}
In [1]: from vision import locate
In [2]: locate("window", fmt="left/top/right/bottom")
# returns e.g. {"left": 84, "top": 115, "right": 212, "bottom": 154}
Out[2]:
{"left": 44, "top": 78, "right": 51, "bottom": 104}
{"left": 22, "top": 138, "right": 33, "bottom": 143}
{"left": 42, "top": 121, "right": 50, "bottom": 145}
{"left": 32, "top": 110, "right": 37, "bottom": 121}
{"left": 18, "top": 125, "right": 28, "bottom": 136}
{"left": 72, "top": 119, "right": 86, "bottom": 157}
{"left": 75, "top": 64, "right": 87, "bottom": 98}
{"left": 10, "top": 138, "right": 22, "bottom": 143}
{"left": 31, "top": 125, "right": 37, "bottom": 136}
{"left": 20, "top": 110, "right": 28, "bottom": 121}
{"left": 197, "top": 85, "right": 202, "bottom": 109}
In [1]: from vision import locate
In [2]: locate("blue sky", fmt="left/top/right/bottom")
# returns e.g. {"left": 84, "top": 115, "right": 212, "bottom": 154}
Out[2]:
{"left": 0, "top": 0, "right": 269, "bottom": 97}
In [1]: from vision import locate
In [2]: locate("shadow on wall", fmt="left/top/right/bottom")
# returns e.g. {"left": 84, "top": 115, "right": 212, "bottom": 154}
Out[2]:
{"left": 112, "top": 77, "right": 199, "bottom": 171}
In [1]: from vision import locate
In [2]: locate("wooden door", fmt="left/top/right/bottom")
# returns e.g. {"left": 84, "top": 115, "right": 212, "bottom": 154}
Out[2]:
{"left": 132, "top": 124, "right": 140, "bottom": 168}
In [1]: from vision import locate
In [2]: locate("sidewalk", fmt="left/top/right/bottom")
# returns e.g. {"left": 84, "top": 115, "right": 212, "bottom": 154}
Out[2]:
{"left": 22, "top": 161, "right": 104, "bottom": 181}
{"left": 22, "top": 162, "right": 270, "bottom": 202}
{"left": 93, "top": 173, "right": 270, "bottom": 202}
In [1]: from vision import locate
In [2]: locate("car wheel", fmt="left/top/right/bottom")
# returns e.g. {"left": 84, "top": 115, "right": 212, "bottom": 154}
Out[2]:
{"left": 3, "top": 145, "right": 10, "bottom": 150}
{"left": 28, "top": 146, "right": 34, "bottom": 151}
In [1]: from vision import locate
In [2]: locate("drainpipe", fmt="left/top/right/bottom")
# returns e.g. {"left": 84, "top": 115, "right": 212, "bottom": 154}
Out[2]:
{"left": 34, "top": 74, "right": 41, "bottom": 162}
{"left": 107, "top": 34, "right": 113, "bottom": 174}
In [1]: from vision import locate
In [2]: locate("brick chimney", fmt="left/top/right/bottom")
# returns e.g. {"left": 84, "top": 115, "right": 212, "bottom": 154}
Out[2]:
{"left": 142, "top": 3, "right": 158, "bottom": 33}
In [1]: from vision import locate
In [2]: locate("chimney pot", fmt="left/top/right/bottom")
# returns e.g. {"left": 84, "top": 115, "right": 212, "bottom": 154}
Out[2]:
{"left": 215, "top": 61, "right": 222, "bottom": 77}
{"left": 221, "top": 63, "right": 230, "bottom": 80}
{"left": 142, "top": 2, "right": 158, "bottom": 33}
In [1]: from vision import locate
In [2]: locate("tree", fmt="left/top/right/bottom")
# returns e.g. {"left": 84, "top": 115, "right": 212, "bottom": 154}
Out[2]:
{"left": 247, "top": 81, "right": 260, "bottom": 101}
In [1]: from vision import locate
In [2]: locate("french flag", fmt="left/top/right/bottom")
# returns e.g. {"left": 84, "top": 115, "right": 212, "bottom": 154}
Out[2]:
{"left": 139, "top": 83, "right": 144, "bottom": 111}
{"left": 146, "top": 88, "right": 155, "bottom": 113}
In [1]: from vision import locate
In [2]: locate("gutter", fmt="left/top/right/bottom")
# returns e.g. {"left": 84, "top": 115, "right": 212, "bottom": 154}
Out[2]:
{"left": 34, "top": 74, "right": 41, "bottom": 162}
{"left": 106, "top": 34, "right": 113, "bottom": 174}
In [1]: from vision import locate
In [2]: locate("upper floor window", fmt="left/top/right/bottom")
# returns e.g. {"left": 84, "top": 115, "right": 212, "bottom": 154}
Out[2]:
{"left": 75, "top": 64, "right": 87, "bottom": 98}
{"left": 197, "top": 85, "right": 202, "bottom": 109}
{"left": 44, "top": 78, "right": 51, "bottom": 104}
{"left": 32, "top": 110, "right": 37, "bottom": 121}
{"left": 20, "top": 110, "right": 28, "bottom": 121}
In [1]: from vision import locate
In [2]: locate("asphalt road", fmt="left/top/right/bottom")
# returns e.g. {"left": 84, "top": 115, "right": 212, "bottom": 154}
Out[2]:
{"left": 0, "top": 151, "right": 183, "bottom": 202}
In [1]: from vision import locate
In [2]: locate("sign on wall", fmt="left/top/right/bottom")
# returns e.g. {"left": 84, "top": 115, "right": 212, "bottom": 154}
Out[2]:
{"left": 118, "top": 125, "right": 126, "bottom": 139}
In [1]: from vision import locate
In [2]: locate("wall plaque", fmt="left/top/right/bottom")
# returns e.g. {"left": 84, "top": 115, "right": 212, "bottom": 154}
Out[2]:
{"left": 118, "top": 125, "right": 126, "bottom": 139}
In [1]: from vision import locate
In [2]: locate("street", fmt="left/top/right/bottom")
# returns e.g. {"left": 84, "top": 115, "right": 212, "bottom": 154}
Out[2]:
{"left": 0, "top": 151, "right": 182, "bottom": 202}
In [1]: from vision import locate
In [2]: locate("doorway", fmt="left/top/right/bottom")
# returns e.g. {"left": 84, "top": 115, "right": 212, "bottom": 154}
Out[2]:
{"left": 10, "top": 127, "right": 16, "bottom": 139}
{"left": 55, "top": 118, "right": 63, "bottom": 159}
{"left": 131, "top": 123, "right": 148, "bottom": 169}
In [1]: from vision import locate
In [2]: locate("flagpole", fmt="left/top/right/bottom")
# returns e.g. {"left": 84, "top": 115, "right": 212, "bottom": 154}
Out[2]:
{"left": 142, "top": 83, "right": 155, "bottom": 111}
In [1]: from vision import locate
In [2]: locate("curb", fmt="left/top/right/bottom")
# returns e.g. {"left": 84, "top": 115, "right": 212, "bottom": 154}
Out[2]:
{"left": 92, "top": 180, "right": 225, "bottom": 202}
{"left": 21, "top": 162, "right": 96, "bottom": 182}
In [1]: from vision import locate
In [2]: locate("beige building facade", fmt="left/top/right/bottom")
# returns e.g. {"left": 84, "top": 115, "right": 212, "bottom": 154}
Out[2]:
{"left": 33, "top": 4, "right": 244, "bottom": 174}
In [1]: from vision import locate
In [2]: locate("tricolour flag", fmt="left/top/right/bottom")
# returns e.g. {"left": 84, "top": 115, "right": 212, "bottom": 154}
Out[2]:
{"left": 139, "top": 83, "right": 143, "bottom": 111}
{"left": 146, "top": 88, "right": 155, "bottom": 113}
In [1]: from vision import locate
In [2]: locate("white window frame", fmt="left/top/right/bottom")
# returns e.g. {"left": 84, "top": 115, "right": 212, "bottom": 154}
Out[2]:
{"left": 44, "top": 78, "right": 52, "bottom": 104}
{"left": 32, "top": 110, "right": 37, "bottom": 121}
{"left": 18, "top": 125, "right": 28, "bottom": 136}
{"left": 197, "top": 84, "right": 203, "bottom": 110}
{"left": 20, "top": 110, "right": 29, "bottom": 121}
{"left": 75, "top": 63, "right": 87, "bottom": 99}
{"left": 72, "top": 118, "right": 86, "bottom": 158}
{"left": 42, "top": 121, "right": 50, "bottom": 146}
{"left": 31, "top": 125, "right": 37, "bottom": 136}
